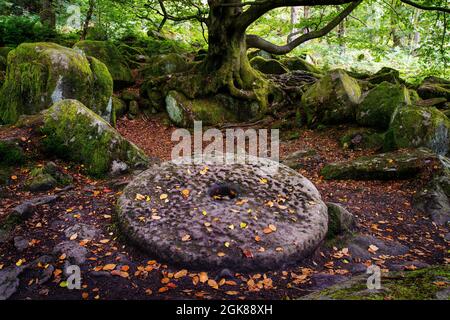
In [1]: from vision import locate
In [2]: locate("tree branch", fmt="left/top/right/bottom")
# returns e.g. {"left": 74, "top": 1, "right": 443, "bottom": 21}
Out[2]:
{"left": 400, "top": 0, "right": 450, "bottom": 14}
{"left": 246, "top": 0, "right": 362, "bottom": 54}
{"left": 236, "top": 0, "right": 358, "bottom": 32}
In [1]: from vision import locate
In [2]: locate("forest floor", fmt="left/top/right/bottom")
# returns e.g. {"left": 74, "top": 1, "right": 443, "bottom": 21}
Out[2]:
{"left": 0, "top": 115, "right": 448, "bottom": 300}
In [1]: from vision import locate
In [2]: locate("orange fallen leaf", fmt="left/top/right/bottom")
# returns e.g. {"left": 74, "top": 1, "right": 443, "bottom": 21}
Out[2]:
{"left": 102, "top": 264, "right": 116, "bottom": 271}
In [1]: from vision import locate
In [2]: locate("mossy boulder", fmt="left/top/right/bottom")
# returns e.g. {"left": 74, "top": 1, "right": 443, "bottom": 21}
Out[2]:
{"left": 280, "top": 56, "right": 322, "bottom": 75}
{"left": 140, "top": 53, "right": 191, "bottom": 78}
{"left": 302, "top": 265, "right": 450, "bottom": 300}
{"left": 248, "top": 49, "right": 273, "bottom": 60}
{"left": 340, "top": 128, "right": 384, "bottom": 150}
{"left": 366, "top": 67, "right": 403, "bottom": 85}
{"left": 301, "top": 69, "right": 362, "bottom": 125}
{"left": 165, "top": 91, "right": 260, "bottom": 127}
{"left": 27, "top": 162, "right": 73, "bottom": 192}
{"left": 0, "top": 139, "right": 25, "bottom": 166}
{"left": 321, "top": 148, "right": 438, "bottom": 180}
{"left": 417, "top": 76, "right": 450, "bottom": 101}
{"left": 250, "top": 56, "right": 289, "bottom": 75}
{"left": 326, "top": 203, "right": 355, "bottom": 239}
{"left": 0, "top": 42, "right": 113, "bottom": 124}
{"left": 112, "top": 97, "right": 127, "bottom": 118}
{"left": 73, "top": 41, "right": 133, "bottom": 89}
{"left": 356, "top": 82, "right": 411, "bottom": 129}
{"left": 386, "top": 106, "right": 450, "bottom": 155}
{"left": 41, "top": 99, "right": 149, "bottom": 177}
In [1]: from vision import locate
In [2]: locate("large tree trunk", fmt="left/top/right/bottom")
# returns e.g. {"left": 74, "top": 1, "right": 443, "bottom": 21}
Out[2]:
{"left": 40, "top": 0, "right": 56, "bottom": 29}
{"left": 162, "top": 0, "right": 277, "bottom": 112}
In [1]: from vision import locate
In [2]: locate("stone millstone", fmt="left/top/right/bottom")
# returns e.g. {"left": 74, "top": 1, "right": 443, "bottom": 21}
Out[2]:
{"left": 117, "top": 154, "right": 328, "bottom": 271}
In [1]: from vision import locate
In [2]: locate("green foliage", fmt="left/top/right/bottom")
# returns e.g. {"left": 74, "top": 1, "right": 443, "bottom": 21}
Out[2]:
{"left": 0, "top": 15, "right": 56, "bottom": 46}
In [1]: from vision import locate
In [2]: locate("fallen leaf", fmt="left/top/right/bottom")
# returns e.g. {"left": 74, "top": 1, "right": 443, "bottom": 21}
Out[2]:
{"left": 174, "top": 269, "right": 188, "bottom": 279}
{"left": 181, "top": 234, "right": 191, "bottom": 242}
{"left": 102, "top": 264, "right": 116, "bottom": 271}
{"left": 199, "top": 272, "right": 208, "bottom": 283}
{"left": 208, "top": 279, "right": 219, "bottom": 289}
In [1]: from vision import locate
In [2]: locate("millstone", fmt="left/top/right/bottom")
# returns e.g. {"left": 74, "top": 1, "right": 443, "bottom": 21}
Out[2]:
{"left": 117, "top": 154, "right": 328, "bottom": 271}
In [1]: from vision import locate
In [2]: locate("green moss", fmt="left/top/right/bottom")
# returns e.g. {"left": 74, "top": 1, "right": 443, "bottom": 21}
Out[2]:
{"left": 302, "top": 69, "right": 362, "bottom": 126}
{"left": 140, "top": 53, "right": 190, "bottom": 78}
{"left": 0, "top": 42, "right": 113, "bottom": 124}
{"left": 321, "top": 148, "right": 436, "bottom": 180}
{"left": 166, "top": 91, "right": 240, "bottom": 127}
{"left": 340, "top": 128, "right": 385, "bottom": 150}
{"left": 356, "top": 82, "right": 411, "bottom": 129}
{"left": 418, "top": 77, "right": 450, "bottom": 100}
{"left": 0, "top": 165, "right": 12, "bottom": 185}
{"left": 280, "top": 56, "right": 322, "bottom": 76}
{"left": 41, "top": 99, "right": 148, "bottom": 177}
{"left": 249, "top": 56, "right": 289, "bottom": 75}
{"left": 366, "top": 67, "right": 403, "bottom": 85}
{"left": 314, "top": 265, "right": 450, "bottom": 300}
{"left": 113, "top": 97, "right": 127, "bottom": 118}
{"left": 388, "top": 106, "right": 450, "bottom": 155}
{"left": 0, "top": 140, "right": 25, "bottom": 165}
{"left": 74, "top": 41, "right": 133, "bottom": 88}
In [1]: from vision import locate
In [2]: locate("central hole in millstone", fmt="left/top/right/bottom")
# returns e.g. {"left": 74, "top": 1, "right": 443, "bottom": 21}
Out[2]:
{"left": 208, "top": 182, "right": 240, "bottom": 200}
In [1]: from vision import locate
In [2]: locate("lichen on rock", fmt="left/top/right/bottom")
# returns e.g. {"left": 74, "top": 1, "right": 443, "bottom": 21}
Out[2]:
{"left": 249, "top": 56, "right": 289, "bottom": 75}
{"left": 0, "top": 42, "right": 113, "bottom": 124}
{"left": 41, "top": 99, "right": 149, "bottom": 177}
{"left": 386, "top": 106, "right": 450, "bottom": 155}
{"left": 73, "top": 40, "right": 133, "bottom": 89}
{"left": 301, "top": 69, "right": 362, "bottom": 126}
{"left": 356, "top": 81, "right": 411, "bottom": 129}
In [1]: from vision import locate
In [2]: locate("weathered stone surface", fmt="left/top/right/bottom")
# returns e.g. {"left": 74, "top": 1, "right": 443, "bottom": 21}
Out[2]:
{"left": 0, "top": 138, "right": 25, "bottom": 166}
{"left": 0, "top": 266, "right": 24, "bottom": 300}
{"left": 302, "top": 265, "right": 449, "bottom": 300}
{"left": 365, "top": 67, "right": 402, "bottom": 85}
{"left": 117, "top": 154, "right": 328, "bottom": 271}
{"left": 321, "top": 148, "right": 438, "bottom": 180}
{"left": 302, "top": 69, "right": 362, "bottom": 125}
{"left": 356, "top": 82, "right": 411, "bottom": 129}
{"left": 250, "top": 56, "right": 289, "bottom": 75}
{"left": 346, "top": 235, "right": 409, "bottom": 261}
{"left": 140, "top": 53, "right": 190, "bottom": 78}
{"left": 1, "top": 195, "right": 59, "bottom": 242}
{"left": 310, "top": 273, "right": 349, "bottom": 291}
{"left": 53, "top": 241, "right": 89, "bottom": 265}
{"left": 74, "top": 40, "right": 133, "bottom": 89}
{"left": 64, "top": 223, "right": 100, "bottom": 240}
{"left": 417, "top": 76, "right": 450, "bottom": 101}
{"left": 326, "top": 202, "right": 356, "bottom": 238}
{"left": 281, "top": 149, "right": 317, "bottom": 170}
{"left": 340, "top": 128, "right": 384, "bottom": 150}
{"left": 41, "top": 99, "right": 149, "bottom": 176}
{"left": 414, "top": 177, "right": 450, "bottom": 226}
{"left": 0, "top": 42, "right": 113, "bottom": 124}
{"left": 386, "top": 106, "right": 450, "bottom": 155}
{"left": 165, "top": 91, "right": 259, "bottom": 127}
{"left": 13, "top": 236, "right": 29, "bottom": 252}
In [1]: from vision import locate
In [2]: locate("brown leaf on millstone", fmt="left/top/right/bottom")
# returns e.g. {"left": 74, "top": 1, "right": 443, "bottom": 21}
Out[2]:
{"left": 181, "top": 234, "right": 191, "bottom": 242}
{"left": 208, "top": 279, "right": 219, "bottom": 289}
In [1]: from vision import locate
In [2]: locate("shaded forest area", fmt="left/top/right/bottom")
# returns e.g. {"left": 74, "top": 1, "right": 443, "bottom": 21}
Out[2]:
{"left": 0, "top": 0, "right": 449, "bottom": 301}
